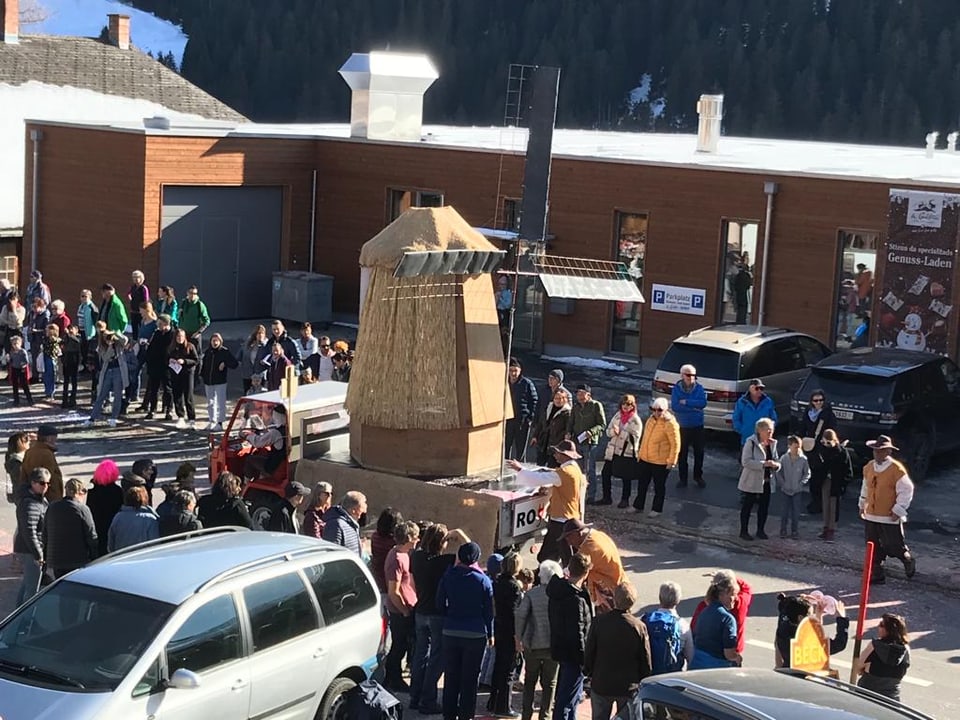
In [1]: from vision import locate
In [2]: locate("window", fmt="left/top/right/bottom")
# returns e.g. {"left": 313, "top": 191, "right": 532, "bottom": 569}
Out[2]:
{"left": 743, "top": 338, "right": 803, "bottom": 378}
{"left": 132, "top": 656, "right": 161, "bottom": 698}
{"left": 797, "top": 336, "right": 830, "bottom": 367}
{"left": 834, "top": 229, "right": 879, "bottom": 349}
{"left": 304, "top": 559, "right": 378, "bottom": 625}
{"left": 243, "top": 573, "right": 319, "bottom": 652}
{"left": 388, "top": 188, "right": 445, "bottom": 221}
{"left": 659, "top": 343, "right": 739, "bottom": 381}
{"left": 641, "top": 701, "right": 712, "bottom": 720}
{"left": 719, "top": 219, "right": 759, "bottom": 324}
{"left": 500, "top": 197, "right": 521, "bottom": 231}
{"left": 610, "top": 211, "right": 647, "bottom": 355}
{"left": 0, "top": 581, "right": 174, "bottom": 692}
{"left": 166, "top": 595, "right": 242, "bottom": 675}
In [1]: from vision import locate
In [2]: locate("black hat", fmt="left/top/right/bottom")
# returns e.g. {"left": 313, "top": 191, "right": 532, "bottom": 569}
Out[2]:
{"left": 284, "top": 481, "right": 310, "bottom": 498}
{"left": 560, "top": 518, "right": 593, "bottom": 538}
{"left": 37, "top": 424, "right": 58, "bottom": 438}
{"left": 576, "top": 383, "right": 591, "bottom": 393}
{"left": 509, "top": 357, "right": 521, "bottom": 368}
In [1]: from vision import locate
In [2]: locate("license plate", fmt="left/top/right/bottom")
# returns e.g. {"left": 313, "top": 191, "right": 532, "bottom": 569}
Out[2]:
{"left": 834, "top": 409, "right": 854, "bottom": 420}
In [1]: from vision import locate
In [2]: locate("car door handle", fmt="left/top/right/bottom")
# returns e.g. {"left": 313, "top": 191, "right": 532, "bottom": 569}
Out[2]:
{"left": 313, "top": 648, "right": 328, "bottom": 659}
{"left": 231, "top": 679, "right": 249, "bottom": 692}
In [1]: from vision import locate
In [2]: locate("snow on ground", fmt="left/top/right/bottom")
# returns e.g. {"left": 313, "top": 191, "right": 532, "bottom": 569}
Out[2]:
{"left": 27, "top": 0, "right": 187, "bottom": 64}
{"left": 0, "top": 82, "right": 203, "bottom": 231}
{"left": 541, "top": 355, "right": 628, "bottom": 372}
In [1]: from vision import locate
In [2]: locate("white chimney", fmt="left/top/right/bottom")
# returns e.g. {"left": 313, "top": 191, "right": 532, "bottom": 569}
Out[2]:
{"left": 2, "top": 0, "right": 18, "bottom": 44}
{"left": 339, "top": 51, "right": 439, "bottom": 142}
{"left": 108, "top": 13, "right": 130, "bottom": 50}
{"left": 925, "top": 131, "right": 939, "bottom": 158}
{"left": 948, "top": 132, "right": 958, "bottom": 152}
{"left": 696, "top": 93, "right": 724, "bottom": 153}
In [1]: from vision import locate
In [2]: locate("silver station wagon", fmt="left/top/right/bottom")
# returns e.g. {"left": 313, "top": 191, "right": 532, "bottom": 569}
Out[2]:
{"left": 0, "top": 528, "right": 383, "bottom": 720}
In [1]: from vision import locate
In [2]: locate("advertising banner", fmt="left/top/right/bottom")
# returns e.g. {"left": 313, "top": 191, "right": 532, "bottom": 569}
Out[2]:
{"left": 876, "top": 190, "right": 960, "bottom": 356}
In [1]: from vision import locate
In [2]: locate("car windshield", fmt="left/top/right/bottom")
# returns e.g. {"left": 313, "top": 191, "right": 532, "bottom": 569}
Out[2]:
{"left": 802, "top": 369, "right": 894, "bottom": 408}
{"left": 0, "top": 581, "right": 174, "bottom": 692}
{"left": 660, "top": 343, "right": 740, "bottom": 380}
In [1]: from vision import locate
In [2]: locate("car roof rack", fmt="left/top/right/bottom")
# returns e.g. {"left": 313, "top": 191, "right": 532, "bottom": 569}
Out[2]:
{"left": 86, "top": 526, "right": 248, "bottom": 567}
{"left": 195, "top": 545, "right": 340, "bottom": 593}
{"left": 652, "top": 677, "right": 777, "bottom": 720}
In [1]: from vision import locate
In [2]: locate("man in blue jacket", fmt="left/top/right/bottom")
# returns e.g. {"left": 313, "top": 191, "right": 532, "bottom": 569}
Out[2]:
{"left": 671, "top": 363, "right": 708, "bottom": 488}
{"left": 506, "top": 357, "right": 538, "bottom": 461}
{"left": 732, "top": 378, "right": 778, "bottom": 446}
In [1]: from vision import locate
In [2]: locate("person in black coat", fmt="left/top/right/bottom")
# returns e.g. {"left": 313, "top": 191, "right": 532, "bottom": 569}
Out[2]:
{"left": 198, "top": 471, "right": 255, "bottom": 530}
{"left": 42, "top": 478, "right": 99, "bottom": 577}
{"left": 813, "top": 429, "right": 853, "bottom": 541}
{"left": 506, "top": 357, "right": 538, "bottom": 461}
{"left": 14, "top": 468, "right": 49, "bottom": 605}
{"left": 87, "top": 461, "right": 124, "bottom": 557}
{"left": 547, "top": 552, "right": 593, "bottom": 720}
{"left": 488, "top": 554, "right": 524, "bottom": 716}
{"left": 142, "top": 314, "right": 175, "bottom": 420}
{"left": 159, "top": 490, "right": 203, "bottom": 536}
{"left": 257, "top": 320, "right": 302, "bottom": 369}
{"left": 267, "top": 481, "right": 310, "bottom": 533}
{"left": 797, "top": 389, "right": 838, "bottom": 514}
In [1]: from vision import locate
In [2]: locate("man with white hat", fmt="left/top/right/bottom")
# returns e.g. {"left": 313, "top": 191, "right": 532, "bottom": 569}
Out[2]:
{"left": 858, "top": 435, "right": 916, "bottom": 584}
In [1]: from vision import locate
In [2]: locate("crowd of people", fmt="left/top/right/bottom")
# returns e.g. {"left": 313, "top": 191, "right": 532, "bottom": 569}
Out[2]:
{"left": 0, "top": 270, "right": 354, "bottom": 430}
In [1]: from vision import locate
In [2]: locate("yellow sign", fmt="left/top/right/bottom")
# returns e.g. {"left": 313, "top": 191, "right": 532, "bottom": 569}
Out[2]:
{"left": 790, "top": 616, "right": 830, "bottom": 673}
{"left": 280, "top": 364, "right": 298, "bottom": 400}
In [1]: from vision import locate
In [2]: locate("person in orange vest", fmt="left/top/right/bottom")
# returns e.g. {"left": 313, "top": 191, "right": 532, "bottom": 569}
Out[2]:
{"left": 857, "top": 435, "right": 916, "bottom": 584}
{"left": 508, "top": 439, "right": 584, "bottom": 566}
{"left": 560, "top": 518, "right": 625, "bottom": 612}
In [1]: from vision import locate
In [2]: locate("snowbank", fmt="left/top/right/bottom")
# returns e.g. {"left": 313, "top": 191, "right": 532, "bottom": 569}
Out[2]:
{"left": 541, "top": 355, "right": 628, "bottom": 372}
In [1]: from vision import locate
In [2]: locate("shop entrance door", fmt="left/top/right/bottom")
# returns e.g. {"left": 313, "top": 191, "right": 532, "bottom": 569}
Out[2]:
{"left": 834, "top": 229, "right": 878, "bottom": 349}
{"left": 718, "top": 219, "right": 760, "bottom": 324}
{"left": 609, "top": 211, "right": 647, "bottom": 356}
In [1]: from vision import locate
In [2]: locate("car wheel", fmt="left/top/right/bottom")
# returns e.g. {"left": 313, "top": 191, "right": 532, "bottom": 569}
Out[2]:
{"left": 906, "top": 429, "right": 933, "bottom": 481}
{"left": 316, "top": 676, "right": 356, "bottom": 720}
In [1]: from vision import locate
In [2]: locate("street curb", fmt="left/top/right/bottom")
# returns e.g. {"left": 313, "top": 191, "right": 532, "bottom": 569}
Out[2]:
{"left": 587, "top": 502, "right": 960, "bottom": 597}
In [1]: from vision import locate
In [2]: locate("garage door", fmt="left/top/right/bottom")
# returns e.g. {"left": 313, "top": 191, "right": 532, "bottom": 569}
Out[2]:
{"left": 160, "top": 186, "right": 283, "bottom": 320}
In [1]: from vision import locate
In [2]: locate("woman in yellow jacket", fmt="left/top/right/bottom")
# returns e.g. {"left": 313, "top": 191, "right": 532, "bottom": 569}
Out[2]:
{"left": 634, "top": 397, "right": 681, "bottom": 517}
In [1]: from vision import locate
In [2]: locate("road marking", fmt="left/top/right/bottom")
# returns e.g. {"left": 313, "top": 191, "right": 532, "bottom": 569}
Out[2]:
{"left": 745, "top": 639, "right": 933, "bottom": 687}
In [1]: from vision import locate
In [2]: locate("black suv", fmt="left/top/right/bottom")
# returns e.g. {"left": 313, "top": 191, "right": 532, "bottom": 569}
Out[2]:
{"left": 639, "top": 668, "right": 932, "bottom": 719}
{"left": 791, "top": 347, "right": 960, "bottom": 479}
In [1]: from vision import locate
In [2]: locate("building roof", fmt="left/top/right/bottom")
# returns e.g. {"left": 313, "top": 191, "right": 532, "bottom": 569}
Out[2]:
{"left": 28, "top": 116, "right": 960, "bottom": 189}
{"left": 0, "top": 34, "right": 244, "bottom": 122}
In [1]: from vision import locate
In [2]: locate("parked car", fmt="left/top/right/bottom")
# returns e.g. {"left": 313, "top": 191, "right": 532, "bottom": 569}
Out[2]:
{"left": 0, "top": 528, "right": 383, "bottom": 720}
{"left": 640, "top": 667, "right": 932, "bottom": 719}
{"left": 792, "top": 346, "right": 960, "bottom": 479}
{"left": 652, "top": 325, "right": 831, "bottom": 432}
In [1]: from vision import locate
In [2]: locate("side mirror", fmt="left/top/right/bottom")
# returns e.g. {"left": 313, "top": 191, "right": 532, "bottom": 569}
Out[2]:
{"left": 166, "top": 668, "right": 201, "bottom": 690}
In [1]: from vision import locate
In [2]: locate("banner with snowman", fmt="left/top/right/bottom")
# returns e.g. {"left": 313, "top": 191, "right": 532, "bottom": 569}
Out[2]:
{"left": 876, "top": 190, "right": 960, "bottom": 356}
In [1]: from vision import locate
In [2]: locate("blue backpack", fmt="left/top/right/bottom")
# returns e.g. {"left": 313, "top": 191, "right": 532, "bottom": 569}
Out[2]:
{"left": 642, "top": 609, "right": 684, "bottom": 674}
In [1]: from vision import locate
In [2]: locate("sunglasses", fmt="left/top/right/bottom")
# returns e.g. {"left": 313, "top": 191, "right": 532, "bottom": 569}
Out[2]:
{"left": 33, "top": 481, "right": 49, "bottom": 486}
{"left": 682, "top": 373, "right": 696, "bottom": 377}
{"left": 811, "top": 398, "right": 824, "bottom": 403}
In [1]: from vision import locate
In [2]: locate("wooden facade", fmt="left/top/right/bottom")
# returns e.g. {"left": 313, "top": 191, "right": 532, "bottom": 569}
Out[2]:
{"left": 22, "top": 121, "right": 950, "bottom": 363}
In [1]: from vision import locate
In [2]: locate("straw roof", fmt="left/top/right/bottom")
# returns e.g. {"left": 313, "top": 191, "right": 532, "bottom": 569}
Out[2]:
{"left": 359, "top": 206, "right": 498, "bottom": 269}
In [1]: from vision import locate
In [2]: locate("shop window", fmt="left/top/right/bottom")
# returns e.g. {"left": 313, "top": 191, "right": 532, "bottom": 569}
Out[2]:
{"left": 387, "top": 188, "right": 445, "bottom": 222}
{"left": 500, "top": 197, "right": 521, "bottom": 232}
{"left": 609, "top": 211, "right": 647, "bottom": 356}
{"left": 719, "top": 219, "right": 759, "bottom": 324}
{"left": 834, "top": 229, "right": 878, "bottom": 349}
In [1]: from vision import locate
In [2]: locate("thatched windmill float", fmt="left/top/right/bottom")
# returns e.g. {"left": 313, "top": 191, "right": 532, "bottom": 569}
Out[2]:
{"left": 346, "top": 206, "right": 508, "bottom": 477}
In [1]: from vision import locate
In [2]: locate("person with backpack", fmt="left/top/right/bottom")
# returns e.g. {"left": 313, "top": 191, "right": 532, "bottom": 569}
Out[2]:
{"left": 583, "top": 580, "right": 651, "bottom": 719}
{"left": 641, "top": 581, "right": 695, "bottom": 675}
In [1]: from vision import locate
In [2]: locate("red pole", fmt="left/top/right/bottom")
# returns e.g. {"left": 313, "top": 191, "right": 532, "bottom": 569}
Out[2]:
{"left": 849, "top": 540, "right": 876, "bottom": 683}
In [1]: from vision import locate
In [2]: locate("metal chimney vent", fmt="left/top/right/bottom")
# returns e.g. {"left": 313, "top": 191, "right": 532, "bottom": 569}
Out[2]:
{"left": 339, "top": 52, "right": 439, "bottom": 142}
{"left": 696, "top": 94, "right": 724, "bottom": 153}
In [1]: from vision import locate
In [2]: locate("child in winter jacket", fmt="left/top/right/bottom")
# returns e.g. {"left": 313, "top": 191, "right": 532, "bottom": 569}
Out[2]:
{"left": 60, "top": 325, "right": 82, "bottom": 408}
{"left": 7, "top": 335, "right": 32, "bottom": 406}
{"left": 775, "top": 436, "right": 811, "bottom": 538}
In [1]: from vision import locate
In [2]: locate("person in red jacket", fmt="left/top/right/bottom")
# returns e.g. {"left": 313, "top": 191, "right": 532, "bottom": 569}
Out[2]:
{"left": 690, "top": 570, "right": 753, "bottom": 654}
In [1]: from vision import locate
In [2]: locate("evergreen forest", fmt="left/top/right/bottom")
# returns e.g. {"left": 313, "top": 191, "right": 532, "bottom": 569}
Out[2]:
{"left": 129, "top": 0, "right": 960, "bottom": 145}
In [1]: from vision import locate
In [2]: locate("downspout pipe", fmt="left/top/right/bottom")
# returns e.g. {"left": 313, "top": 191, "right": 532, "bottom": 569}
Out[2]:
{"left": 30, "top": 129, "right": 43, "bottom": 273}
{"left": 309, "top": 169, "right": 318, "bottom": 272}
{"left": 757, "top": 181, "right": 778, "bottom": 327}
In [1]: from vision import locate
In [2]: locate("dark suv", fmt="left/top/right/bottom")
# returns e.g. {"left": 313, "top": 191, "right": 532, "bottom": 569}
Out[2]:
{"left": 792, "top": 347, "right": 960, "bottom": 479}
{"left": 639, "top": 668, "right": 932, "bottom": 719}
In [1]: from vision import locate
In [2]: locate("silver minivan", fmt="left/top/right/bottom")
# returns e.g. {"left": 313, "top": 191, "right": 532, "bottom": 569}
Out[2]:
{"left": 652, "top": 325, "right": 831, "bottom": 432}
{"left": 0, "top": 528, "right": 383, "bottom": 720}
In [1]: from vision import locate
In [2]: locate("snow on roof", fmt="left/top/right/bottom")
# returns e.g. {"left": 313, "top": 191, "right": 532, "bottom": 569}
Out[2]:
{"left": 0, "top": 81, "right": 206, "bottom": 231}
{"left": 8, "top": 115, "right": 960, "bottom": 232}
{"left": 29, "top": 0, "right": 188, "bottom": 66}
{"left": 31, "top": 117, "right": 960, "bottom": 189}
